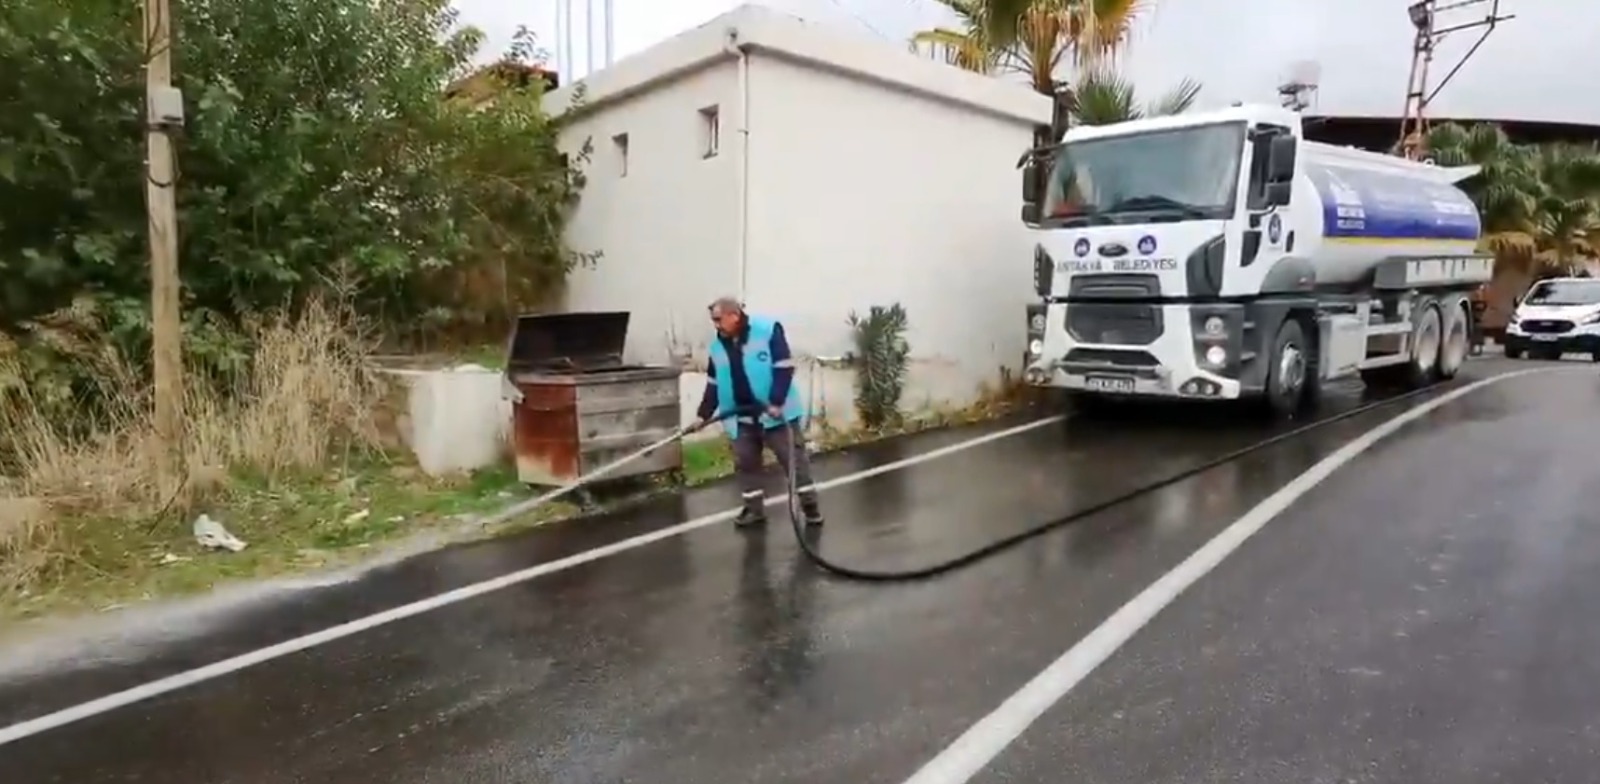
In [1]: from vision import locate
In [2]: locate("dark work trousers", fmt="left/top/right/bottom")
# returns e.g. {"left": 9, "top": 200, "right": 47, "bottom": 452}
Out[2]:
{"left": 732, "top": 419, "right": 819, "bottom": 512}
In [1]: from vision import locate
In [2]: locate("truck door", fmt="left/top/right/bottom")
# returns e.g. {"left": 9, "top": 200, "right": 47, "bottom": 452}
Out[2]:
{"left": 1229, "top": 124, "right": 1299, "bottom": 297}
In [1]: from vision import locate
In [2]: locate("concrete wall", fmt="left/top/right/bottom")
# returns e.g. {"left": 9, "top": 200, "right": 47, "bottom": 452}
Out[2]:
{"left": 556, "top": 61, "right": 741, "bottom": 365}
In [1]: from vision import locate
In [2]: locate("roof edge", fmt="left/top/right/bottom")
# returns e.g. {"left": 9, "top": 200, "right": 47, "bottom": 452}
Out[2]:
{"left": 544, "top": 4, "right": 1051, "bottom": 127}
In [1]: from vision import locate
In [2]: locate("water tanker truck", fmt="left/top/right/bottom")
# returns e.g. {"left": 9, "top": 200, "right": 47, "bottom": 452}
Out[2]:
{"left": 1018, "top": 102, "right": 1492, "bottom": 417}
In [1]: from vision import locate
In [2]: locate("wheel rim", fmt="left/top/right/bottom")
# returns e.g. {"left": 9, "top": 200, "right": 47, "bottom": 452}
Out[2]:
{"left": 1278, "top": 342, "right": 1305, "bottom": 400}
{"left": 1413, "top": 307, "right": 1441, "bottom": 374}
{"left": 1439, "top": 307, "right": 1468, "bottom": 376}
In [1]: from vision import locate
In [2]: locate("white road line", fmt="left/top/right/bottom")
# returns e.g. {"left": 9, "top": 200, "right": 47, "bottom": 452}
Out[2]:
{"left": 899, "top": 369, "right": 1542, "bottom": 784}
{"left": 0, "top": 414, "right": 1066, "bottom": 747}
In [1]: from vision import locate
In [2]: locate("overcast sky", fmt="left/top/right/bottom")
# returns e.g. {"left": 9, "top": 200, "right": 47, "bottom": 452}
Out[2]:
{"left": 451, "top": 0, "right": 1590, "bottom": 126}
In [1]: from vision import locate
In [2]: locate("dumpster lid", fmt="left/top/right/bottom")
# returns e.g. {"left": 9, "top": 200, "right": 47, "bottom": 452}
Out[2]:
{"left": 507, "top": 311, "right": 631, "bottom": 372}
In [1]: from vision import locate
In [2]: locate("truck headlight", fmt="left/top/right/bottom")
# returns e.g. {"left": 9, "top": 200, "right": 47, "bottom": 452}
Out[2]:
{"left": 1204, "top": 345, "right": 1227, "bottom": 366}
{"left": 1030, "top": 313, "right": 1046, "bottom": 332}
{"left": 1028, "top": 338, "right": 1044, "bottom": 356}
{"left": 1202, "top": 315, "right": 1226, "bottom": 337}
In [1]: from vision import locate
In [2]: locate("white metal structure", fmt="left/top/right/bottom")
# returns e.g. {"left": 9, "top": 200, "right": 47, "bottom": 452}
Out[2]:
{"left": 542, "top": 4, "right": 1051, "bottom": 412}
{"left": 1019, "top": 103, "right": 1493, "bottom": 416}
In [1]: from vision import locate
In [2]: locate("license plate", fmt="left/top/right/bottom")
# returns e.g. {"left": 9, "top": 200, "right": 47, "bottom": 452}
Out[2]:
{"left": 1532, "top": 334, "right": 1559, "bottom": 341}
{"left": 1085, "top": 375, "right": 1135, "bottom": 393}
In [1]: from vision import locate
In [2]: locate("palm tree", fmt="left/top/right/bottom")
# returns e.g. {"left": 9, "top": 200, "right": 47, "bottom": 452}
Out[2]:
{"left": 1069, "top": 67, "right": 1200, "bottom": 125}
{"left": 911, "top": 0, "right": 1153, "bottom": 95}
{"left": 910, "top": 0, "right": 1003, "bottom": 75}
{"left": 1526, "top": 143, "right": 1600, "bottom": 272}
{"left": 1427, "top": 124, "right": 1600, "bottom": 274}
{"left": 1424, "top": 123, "right": 1540, "bottom": 262}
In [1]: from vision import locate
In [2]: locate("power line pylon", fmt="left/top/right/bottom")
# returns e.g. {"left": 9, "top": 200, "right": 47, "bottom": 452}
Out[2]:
{"left": 1397, "top": 0, "right": 1514, "bottom": 160}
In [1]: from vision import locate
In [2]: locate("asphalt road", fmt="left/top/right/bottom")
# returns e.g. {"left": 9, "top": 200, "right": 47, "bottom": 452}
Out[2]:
{"left": 0, "top": 359, "right": 1591, "bottom": 783}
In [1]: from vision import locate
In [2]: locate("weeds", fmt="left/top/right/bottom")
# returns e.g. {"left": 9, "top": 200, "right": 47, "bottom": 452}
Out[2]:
{"left": 0, "top": 298, "right": 388, "bottom": 600}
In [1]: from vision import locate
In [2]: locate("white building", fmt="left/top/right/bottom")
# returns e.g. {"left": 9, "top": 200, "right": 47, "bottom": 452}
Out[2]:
{"left": 543, "top": 4, "right": 1051, "bottom": 428}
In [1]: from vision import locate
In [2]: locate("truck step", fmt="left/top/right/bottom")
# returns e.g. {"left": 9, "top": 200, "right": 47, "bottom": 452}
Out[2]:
{"left": 1364, "top": 322, "right": 1411, "bottom": 336}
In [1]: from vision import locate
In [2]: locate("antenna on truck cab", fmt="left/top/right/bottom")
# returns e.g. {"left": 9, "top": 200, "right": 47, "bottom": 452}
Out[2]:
{"left": 1397, "top": 0, "right": 1515, "bottom": 160}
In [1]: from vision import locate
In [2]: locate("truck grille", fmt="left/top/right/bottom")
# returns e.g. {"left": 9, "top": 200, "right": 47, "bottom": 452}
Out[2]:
{"left": 1520, "top": 319, "right": 1574, "bottom": 334}
{"left": 1066, "top": 274, "right": 1163, "bottom": 345}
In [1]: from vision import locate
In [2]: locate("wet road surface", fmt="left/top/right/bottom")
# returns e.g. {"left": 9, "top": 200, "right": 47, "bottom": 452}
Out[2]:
{"left": 1, "top": 360, "right": 1591, "bottom": 782}
{"left": 975, "top": 365, "right": 1600, "bottom": 784}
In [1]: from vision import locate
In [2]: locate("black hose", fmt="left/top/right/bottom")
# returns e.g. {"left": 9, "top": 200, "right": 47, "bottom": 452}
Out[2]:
{"left": 737, "top": 380, "right": 1454, "bottom": 582}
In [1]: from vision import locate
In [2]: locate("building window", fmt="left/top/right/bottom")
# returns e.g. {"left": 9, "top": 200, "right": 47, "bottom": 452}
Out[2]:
{"left": 699, "top": 105, "right": 720, "bottom": 158}
{"left": 612, "top": 133, "right": 629, "bottom": 177}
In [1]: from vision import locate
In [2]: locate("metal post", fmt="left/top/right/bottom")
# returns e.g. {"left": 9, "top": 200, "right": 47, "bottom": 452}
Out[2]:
{"left": 604, "top": 0, "right": 614, "bottom": 66}
{"left": 553, "top": 0, "right": 562, "bottom": 77}
{"left": 569, "top": 0, "right": 582, "bottom": 80}
{"left": 585, "top": 0, "right": 595, "bottom": 76}
{"left": 143, "top": 0, "right": 183, "bottom": 480}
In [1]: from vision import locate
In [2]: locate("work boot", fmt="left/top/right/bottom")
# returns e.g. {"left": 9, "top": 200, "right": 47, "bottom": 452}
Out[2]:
{"left": 799, "top": 495, "right": 825, "bottom": 526}
{"left": 735, "top": 501, "right": 768, "bottom": 528}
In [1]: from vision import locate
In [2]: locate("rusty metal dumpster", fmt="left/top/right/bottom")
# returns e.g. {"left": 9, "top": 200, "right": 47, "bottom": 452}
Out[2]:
{"left": 504, "top": 311, "right": 684, "bottom": 486}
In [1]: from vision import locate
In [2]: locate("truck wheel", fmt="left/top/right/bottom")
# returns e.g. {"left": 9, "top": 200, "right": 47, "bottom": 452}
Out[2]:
{"left": 1264, "top": 319, "right": 1308, "bottom": 419}
{"left": 1404, "top": 302, "right": 1442, "bottom": 389}
{"left": 1504, "top": 343, "right": 1523, "bottom": 359}
{"left": 1437, "top": 302, "right": 1470, "bottom": 380}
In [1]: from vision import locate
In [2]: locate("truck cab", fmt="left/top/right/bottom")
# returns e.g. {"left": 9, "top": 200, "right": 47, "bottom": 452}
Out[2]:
{"left": 1019, "top": 105, "right": 1307, "bottom": 404}
{"left": 1018, "top": 103, "right": 1491, "bottom": 416}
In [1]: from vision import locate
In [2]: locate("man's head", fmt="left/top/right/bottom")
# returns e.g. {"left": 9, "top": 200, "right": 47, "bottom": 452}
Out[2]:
{"left": 708, "top": 296, "right": 745, "bottom": 337}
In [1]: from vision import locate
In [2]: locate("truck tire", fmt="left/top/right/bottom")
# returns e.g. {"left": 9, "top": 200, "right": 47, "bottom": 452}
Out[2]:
{"left": 1437, "top": 301, "right": 1470, "bottom": 380}
{"left": 1264, "top": 319, "right": 1309, "bottom": 419}
{"left": 1504, "top": 343, "right": 1523, "bottom": 359}
{"left": 1403, "top": 301, "right": 1443, "bottom": 389}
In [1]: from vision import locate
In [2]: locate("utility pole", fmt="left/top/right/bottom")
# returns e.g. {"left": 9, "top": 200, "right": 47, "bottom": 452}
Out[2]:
{"left": 1397, "top": 0, "right": 1513, "bottom": 159}
{"left": 144, "top": 0, "right": 184, "bottom": 481}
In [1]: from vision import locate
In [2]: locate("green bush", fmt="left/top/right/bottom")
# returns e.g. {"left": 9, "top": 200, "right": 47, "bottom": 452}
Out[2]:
{"left": 848, "top": 304, "right": 910, "bottom": 430}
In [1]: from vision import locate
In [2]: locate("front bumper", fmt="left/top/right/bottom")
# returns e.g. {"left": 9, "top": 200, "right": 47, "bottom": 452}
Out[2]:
{"left": 1023, "top": 302, "right": 1244, "bottom": 399}
{"left": 1504, "top": 325, "right": 1600, "bottom": 354}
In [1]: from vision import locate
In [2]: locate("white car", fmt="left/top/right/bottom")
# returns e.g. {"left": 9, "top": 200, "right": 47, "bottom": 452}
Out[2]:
{"left": 1503, "top": 277, "right": 1600, "bottom": 361}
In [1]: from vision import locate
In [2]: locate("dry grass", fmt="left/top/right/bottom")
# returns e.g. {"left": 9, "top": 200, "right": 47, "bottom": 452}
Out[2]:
{"left": 0, "top": 299, "right": 389, "bottom": 599}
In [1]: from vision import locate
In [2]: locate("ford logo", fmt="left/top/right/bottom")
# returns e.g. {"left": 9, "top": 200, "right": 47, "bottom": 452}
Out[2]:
{"left": 1098, "top": 242, "right": 1128, "bottom": 257}
{"left": 1137, "top": 235, "right": 1157, "bottom": 254}
{"left": 1073, "top": 238, "right": 1091, "bottom": 257}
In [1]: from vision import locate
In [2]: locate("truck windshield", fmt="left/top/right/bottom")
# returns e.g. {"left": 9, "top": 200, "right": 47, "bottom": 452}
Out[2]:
{"left": 1523, "top": 279, "right": 1600, "bottom": 306}
{"left": 1042, "top": 122, "right": 1246, "bottom": 225}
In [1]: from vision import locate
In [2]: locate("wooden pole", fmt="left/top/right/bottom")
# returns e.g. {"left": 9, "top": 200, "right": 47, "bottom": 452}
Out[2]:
{"left": 144, "top": 0, "right": 183, "bottom": 481}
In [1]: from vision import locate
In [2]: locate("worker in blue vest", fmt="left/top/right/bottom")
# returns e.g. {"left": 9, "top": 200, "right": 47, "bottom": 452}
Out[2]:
{"left": 694, "top": 296, "right": 825, "bottom": 528}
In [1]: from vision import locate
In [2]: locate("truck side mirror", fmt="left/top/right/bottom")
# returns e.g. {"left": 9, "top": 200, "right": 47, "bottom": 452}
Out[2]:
{"left": 1265, "top": 181, "right": 1292, "bottom": 206}
{"left": 1022, "top": 162, "right": 1041, "bottom": 204}
{"left": 1267, "top": 135, "right": 1297, "bottom": 182}
{"left": 1021, "top": 203, "right": 1041, "bottom": 224}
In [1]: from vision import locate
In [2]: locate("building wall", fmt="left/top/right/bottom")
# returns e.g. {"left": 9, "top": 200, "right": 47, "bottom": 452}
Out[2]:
{"left": 545, "top": 4, "right": 1051, "bottom": 429}
{"left": 557, "top": 62, "right": 742, "bottom": 366}
{"left": 744, "top": 52, "right": 1044, "bottom": 409}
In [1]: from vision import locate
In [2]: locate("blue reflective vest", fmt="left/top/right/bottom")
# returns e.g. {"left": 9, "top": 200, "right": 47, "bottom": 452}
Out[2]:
{"left": 708, "top": 315, "right": 805, "bottom": 437}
